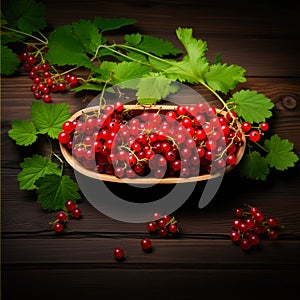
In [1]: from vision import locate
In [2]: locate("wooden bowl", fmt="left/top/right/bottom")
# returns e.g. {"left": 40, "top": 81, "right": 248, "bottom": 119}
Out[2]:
{"left": 60, "top": 104, "right": 246, "bottom": 184}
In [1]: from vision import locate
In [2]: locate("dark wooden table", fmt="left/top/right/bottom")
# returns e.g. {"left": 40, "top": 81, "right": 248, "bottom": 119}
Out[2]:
{"left": 2, "top": 1, "right": 300, "bottom": 299}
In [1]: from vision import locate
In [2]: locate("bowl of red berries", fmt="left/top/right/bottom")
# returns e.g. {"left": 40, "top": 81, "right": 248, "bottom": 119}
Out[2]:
{"left": 58, "top": 100, "right": 246, "bottom": 184}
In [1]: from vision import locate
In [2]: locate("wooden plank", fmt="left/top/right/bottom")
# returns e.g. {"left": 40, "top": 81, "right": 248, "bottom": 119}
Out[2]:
{"left": 2, "top": 268, "right": 299, "bottom": 300}
{"left": 2, "top": 238, "right": 300, "bottom": 267}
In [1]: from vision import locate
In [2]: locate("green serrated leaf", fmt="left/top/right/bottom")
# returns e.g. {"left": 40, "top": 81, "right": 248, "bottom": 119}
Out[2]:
{"left": 18, "top": 154, "right": 61, "bottom": 190}
{"left": 72, "top": 19, "right": 103, "bottom": 54}
{"left": 264, "top": 134, "right": 299, "bottom": 171}
{"left": 8, "top": 120, "right": 38, "bottom": 146}
{"left": 2, "top": 0, "right": 46, "bottom": 34}
{"left": 94, "top": 17, "right": 136, "bottom": 32}
{"left": 227, "top": 89, "right": 274, "bottom": 123}
{"left": 36, "top": 174, "right": 80, "bottom": 211}
{"left": 30, "top": 102, "right": 71, "bottom": 139}
{"left": 125, "top": 33, "right": 181, "bottom": 57}
{"left": 238, "top": 151, "right": 270, "bottom": 180}
{"left": 46, "top": 25, "right": 94, "bottom": 68}
{"left": 136, "top": 75, "right": 178, "bottom": 103}
{"left": 1, "top": 45, "right": 20, "bottom": 75}
{"left": 204, "top": 63, "right": 246, "bottom": 94}
{"left": 71, "top": 82, "right": 104, "bottom": 92}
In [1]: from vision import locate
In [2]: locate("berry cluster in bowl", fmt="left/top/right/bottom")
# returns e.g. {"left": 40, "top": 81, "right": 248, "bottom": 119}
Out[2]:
{"left": 58, "top": 101, "right": 246, "bottom": 183}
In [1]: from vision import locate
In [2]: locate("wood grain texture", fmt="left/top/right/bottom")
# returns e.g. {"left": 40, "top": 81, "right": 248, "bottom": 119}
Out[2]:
{"left": 1, "top": 1, "right": 300, "bottom": 299}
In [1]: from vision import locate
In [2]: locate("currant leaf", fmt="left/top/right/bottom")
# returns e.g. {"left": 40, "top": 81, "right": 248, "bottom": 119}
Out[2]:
{"left": 2, "top": 0, "right": 46, "bottom": 34}
{"left": 125, "top": 33, "right": 182, "bottom": 57}
{"left": 46, "top": 25, "right": 95, "bottom": 69}
{"left": 238, "top": 151, "right": 270, "bottom": 180}
{"left": 136, "top": 75, "right": 178, "bottom": 104}
{"left": 8, "top": 120, "right": 38, "bottom": 146}
{"left": 264, "top": 134, "right": 299, "bottom": 171}
{"left": 18, "top": 154, "right": 61, "bottom": 190}
{"left": 227, "top": 89, "right": 274, "bottom": 123}
{"left": 204, "top": 63, "right": 246, "bottom": 94}
{"left": 72, "top": 19, "right": 104, "bottom": 54}
{"left": 36, "top": 174, "right": 80, "bottom": 211}
{"left": 1, "top": 45, "right": 20, "bottom": 75}
{"left": 94, "top": 17, "right": 136, "bottom": 32}
{"left": 30, "top": 102, "right": 71, "bottom": 139}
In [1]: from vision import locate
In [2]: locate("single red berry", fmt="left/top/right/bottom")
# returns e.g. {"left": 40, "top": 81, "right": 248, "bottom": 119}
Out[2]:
{"left": 57, "top": 211, "right": 68, "bottom": 222}
{"left": 168, "top": 223, "right": 178, "bottom": 233}
{"left": 268, "top": 229, "right": 279, "bottom": 240}
{"left": 241, "top": 122, "right": 252, "bottom": 132}
{"left": 72, "top": 208, "right": 82, "bottom": 218}
{"left": 65, "top": 200, "right": 76, "bottom": 212}
{"left": 53, "top": 222, "right": 64, "bottom": 233}
{"left": 113, "top": 247, "right": 124, "bottom": 260}
{"left": 230, "top": 230, "right": 240, "bottom": 242}
{"left": 43, "top": 94, "right": 52, "bottom": 103}
{"left": 240, "top": 239, "right": 252, "bottom": 251}
{"left": 147, "top": 222, "right": 157, "bottom": 233}
{"left": 58, "top": 131, "right": 70, "bottom": 144}
{"left": 249, "top": 130, "right": 261, "bottom": 142}
{"left": 234, "top": 208, "right": 244, "bottom": 218}
{"left": 267, "top": 217, "right": 277, "bottom": 227}
{"left": 259, "top": 122, "right": 269, "bottom": 131}
{"left": 141, "top": 238, "right": 152, "bottom": 251}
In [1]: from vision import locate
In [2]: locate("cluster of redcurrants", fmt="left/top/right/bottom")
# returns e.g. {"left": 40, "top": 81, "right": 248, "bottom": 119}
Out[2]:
{"left": 49, "top": 200, "right": 82, "bottom": 233}
{"left": 58, "top": 100, "right": 245, "bottom": 180}
{"left": 19, "top": 47, "right": 78, "bottom": 103}
{"left": 241, "top": 120, "right": 269, "bottom": 143}
{"left": 147, "top": 212, "right": 179, "bottom": 237}
{"left": 230, "top": 205, "right": 285, "bottom": 251}
{"left": 113, "top": 213, "right": 178, "bottom": 260}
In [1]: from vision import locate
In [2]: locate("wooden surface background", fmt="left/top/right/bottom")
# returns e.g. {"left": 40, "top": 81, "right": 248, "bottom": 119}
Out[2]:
{"left": 1, "top": 1, "right": 300, "bottom": 299}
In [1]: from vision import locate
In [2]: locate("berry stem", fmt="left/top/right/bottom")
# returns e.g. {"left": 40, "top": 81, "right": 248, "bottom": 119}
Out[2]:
{"left": 1, "top": 25, "right": 47, "bottom": 44}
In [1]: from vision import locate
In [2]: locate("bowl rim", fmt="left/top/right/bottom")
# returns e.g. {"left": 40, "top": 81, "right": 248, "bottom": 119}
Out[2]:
{"left": 59, "top": 104, "right": 246, "bottom": 184}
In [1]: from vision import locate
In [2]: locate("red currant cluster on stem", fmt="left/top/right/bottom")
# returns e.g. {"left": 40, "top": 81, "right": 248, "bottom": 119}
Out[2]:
{"left": 19, "top": 45, "right": 78, "bottom": 103}
{"left": 49, "top": 200, "right": 82, "bottom": 233}
{"left": 230, "top": 204, "right": 285, "bottom": 251}
{"left": 59, "top": 100, "right": 245, "bottom": 180}
{"left": 147, "top": 213, "right": 179, "bottom": 238}
{"left": 241, "top": 120, "right": 269, "bottom": 142}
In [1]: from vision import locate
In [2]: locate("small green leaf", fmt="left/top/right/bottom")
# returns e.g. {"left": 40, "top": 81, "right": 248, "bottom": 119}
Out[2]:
{"left": 125, "top": 33, "right": 181, "bottom": 57}
{"left": 18, "top": 155, "right": 61, "bottom": 190}
{"left": 227, "top": 89, "right": 274, "bottom": 123}
{"left": 204, "top": 63, "right": 246, "bottom": 94}
{"left": 238, "top": 151, "right": 270, "bottom": 180}
{"left": 46, "top": 25, "right": 94, "bottom": 69}
{"left": 30, "top": 102, "right": 71, "bottom": 139}
{"left": 1, "top": 45, "right": 20, "bottom": 75}
{"left": 136, "top": 75, "right": 178, "bottom": 104}
{"left": 72, "top": 19, "right": 103, "bottom": 54}
{"left": 8, "top": 120, "right": 38, "bottom": 146}
{"left": 264, "top": 134, "right": 299, "bottom": 171}
{"left": 94, "top": 17, "right": 136, "bottom": 32}
{"left": 2, "top": 0, "right": 46, "bottom": 34}
{"left": 36, "top": 174, "right": 80, "bottom": 211}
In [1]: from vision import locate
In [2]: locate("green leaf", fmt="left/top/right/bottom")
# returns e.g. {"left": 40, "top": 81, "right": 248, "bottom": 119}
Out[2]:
{"left": 1, "top": 45, "right": 20, "bottom": 75}
{"left": 264, "top": 134, "right": 299, "bottom": 171}
{"left": 18, "top": 155, "right": 61, "bottom": 190}
{"left": 46, "top": 25, "right": 94, "bottom": 69}
{"left": 204, "top": 63, "right": 246, "bottom": 94}
{"left": 136, "top": 74, "right": 178, "bottom": 104}
{"left": 238, "top": 151, "right": 270, "bottom": 180}
{"left": 72, "top": 19, "right": 103, "bottom": 54}
{"left": 8, "top": 120, "right": 38, "bottom": 146}
{"left": 227, "top": 89, "right": 274, "bottom": 123}
{"left": 125, "top": 33, "right": 181, "bottom": 57}
{"left": 71, "top": 82, "right": 104, "bottom": 92}
{"left": 94, "top": 17, "right": 136, "bottom": 32}
{"left": 36, "top": 174, "right": 80, "bottom": 211}
{"left": 2, "top": 0, "right": 46, "bottom": 34}
{"left": 30, "top": 102, "right": 71, "bottom": 139}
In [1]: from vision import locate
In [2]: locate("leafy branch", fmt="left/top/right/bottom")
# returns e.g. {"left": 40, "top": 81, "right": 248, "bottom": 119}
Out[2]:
{"left": 2, "top": 0, "right": 299, "bottom": 187}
